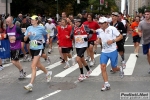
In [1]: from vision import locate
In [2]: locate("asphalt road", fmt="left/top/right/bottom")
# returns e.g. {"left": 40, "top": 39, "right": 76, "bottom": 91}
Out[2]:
{"left": 0, "top": 34, "right": 150, "bottom": 100}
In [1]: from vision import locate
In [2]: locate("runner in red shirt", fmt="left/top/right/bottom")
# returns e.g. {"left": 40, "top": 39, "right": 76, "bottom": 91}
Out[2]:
{"left": 83, "top": 13, "right": 100, "bottom": 67}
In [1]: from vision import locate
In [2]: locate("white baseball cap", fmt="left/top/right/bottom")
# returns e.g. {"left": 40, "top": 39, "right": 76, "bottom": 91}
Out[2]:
{"left": 98, "top": 17, "right": 108, "bottom": 23}
{"left": 47, "top": 18, "right": 52, "bottom": 21}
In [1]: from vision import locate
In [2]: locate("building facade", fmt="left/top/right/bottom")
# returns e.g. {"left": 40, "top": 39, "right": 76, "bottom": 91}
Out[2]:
{"left": 0, "top": 0, "right": 11, "bottom": 15}
{"left": 128, "top": 0, "right": 150, "bottom": 15}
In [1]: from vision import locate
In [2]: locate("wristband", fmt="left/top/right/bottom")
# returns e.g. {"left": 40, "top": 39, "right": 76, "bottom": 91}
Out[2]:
{"left": 112, "top": 39, "right": 115, "bottom": 43}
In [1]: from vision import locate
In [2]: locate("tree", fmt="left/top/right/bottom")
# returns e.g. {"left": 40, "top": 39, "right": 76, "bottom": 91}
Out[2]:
{"left": 87, "top": 0, "right": 119, "bottom": 15}
{"left": 11, "top": 0, "right": 89, "bottom": 17}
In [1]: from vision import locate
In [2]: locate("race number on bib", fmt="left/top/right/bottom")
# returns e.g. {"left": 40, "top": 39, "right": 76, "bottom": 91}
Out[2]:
{"left": 30, "top": 40, "right": 38, "bottom": 47}
{"left": 75, "top": 35, "right": 87, "bottom": 44}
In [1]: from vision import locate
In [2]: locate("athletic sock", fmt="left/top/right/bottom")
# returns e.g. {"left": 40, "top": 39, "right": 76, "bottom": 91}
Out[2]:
{"left": 80, "top": 68, "right": 84, "bottom": 74}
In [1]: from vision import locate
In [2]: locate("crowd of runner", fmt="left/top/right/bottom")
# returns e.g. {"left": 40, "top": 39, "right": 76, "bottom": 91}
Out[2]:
{"left": 0, "top": 9, "right": 150, "bottom": 91}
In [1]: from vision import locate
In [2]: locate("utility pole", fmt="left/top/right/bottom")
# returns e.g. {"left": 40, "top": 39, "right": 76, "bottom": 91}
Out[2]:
{"left": 55, "top": 0, "right": 59, "bottom": 21}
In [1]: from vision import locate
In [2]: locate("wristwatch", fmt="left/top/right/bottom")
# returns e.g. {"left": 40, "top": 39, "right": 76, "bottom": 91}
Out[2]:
{"left": 112, "top": 39, "right": 115, "bottom": 43}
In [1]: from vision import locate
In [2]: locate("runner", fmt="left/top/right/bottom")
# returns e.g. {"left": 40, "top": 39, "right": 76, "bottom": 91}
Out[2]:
{"left": 138, "top": 9, "right": 150, "bottom": 74}
{"left": 83, "top": 13, "right": 100, "bottom": 67}
{"left": 130, "top": 16, "right": 141, "bottom": 57}
{"left": 6, "top": 16, "right": 26, "bottom": 79}
{"left": 71, "top": 17, "right": 92, "bottom": 81}
{"left": 24, "top": 15, "right": 52, "bottom": 91}
{"left": 110, "top": 12, "right": 126, "bottom": 69}
{"left": 96, "top": 17, "right": 123, "bottom": 91}
{"left": 57, "top": 19, "right": 75, "bottom": 69}
{"left": 45, "top": 18, "right": 56, "bottom": 54}
{"left": 20, "top": 16, "right": 31, "bottom": 61}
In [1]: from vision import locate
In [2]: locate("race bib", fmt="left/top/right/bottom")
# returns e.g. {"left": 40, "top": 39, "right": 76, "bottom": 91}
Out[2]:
{"left": 102, "top": 42, "right": 112, "bottom": 49}
{"left": 75, "top": 37, "right": 84, "bottom": 44}
{"left": 47, "top": 30, "right": 51, "bottom": 34}
{"left": 30, "top": 40, "right": 38, "bottom": 47}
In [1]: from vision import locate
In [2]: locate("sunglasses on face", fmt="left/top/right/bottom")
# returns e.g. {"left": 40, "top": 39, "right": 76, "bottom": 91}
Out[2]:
{"left": 99, "top": 22, "right": 106, "bottom": 24}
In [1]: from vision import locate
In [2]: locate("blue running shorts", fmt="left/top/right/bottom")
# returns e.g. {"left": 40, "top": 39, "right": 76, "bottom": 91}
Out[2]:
{"left": 100, "top": 50, "right": 118, "bottom": 68}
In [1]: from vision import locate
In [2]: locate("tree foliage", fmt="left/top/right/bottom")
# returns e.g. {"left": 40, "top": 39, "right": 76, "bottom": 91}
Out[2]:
{"left": 11, "top": 0, "right": 118, "bottom": 17}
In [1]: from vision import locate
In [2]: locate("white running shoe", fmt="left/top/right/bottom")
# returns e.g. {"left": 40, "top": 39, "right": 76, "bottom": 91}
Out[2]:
{"left": 72, "top": 58, "right": 76, "bottom": 66}
{"left": 90, "top": 60, "right": 95, "bottom": 67}
{"left": 119, "top": 66, "right": 124, "bottom": 78}
{"left": 64, "top": 63, "right": 70, "bottom": 69}
{"left": 46, "top": 71, "right": 52, "bottom": 82}
{"left": 0, "top": 66, "right": 4, "bottom": 71}
{"left": 19, "top": 72, "right": 26, "bottom": 79}
{"left": 85, "top": 56, "right": 90, "bottom": 62}
{"left": 78, "top": 74, "right": 86, "bottom": 81}
{"left": 101, "top": 83, "right": 110, "bottom": 91}
{"left": 148, "top": 68, "right": 150, "bottom": 74}
{"left": 121, "top": 61, "right": 126, "bottom": 69}
{"left": 48, "top": 49, "right": 52, "bottom": 54}
{"left": 46, "top": 56, "right": 51, "bottom": 65}
{"left": 85, "top": 69, "right": 92, "bottom": 78}
{"left": 23, "top": 55, "right": 28, "bottom": 62}
{"left": 24, "top": 83, "right": 33, "bottom": 91}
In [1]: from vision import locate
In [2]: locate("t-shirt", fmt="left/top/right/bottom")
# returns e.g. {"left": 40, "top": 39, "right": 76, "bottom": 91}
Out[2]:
{"left": 110, "top": 21, "right": 126, "bottom": 43}
{"left": 130, "top": 21, "right": 139, "bottom": 37}
{"left": 138, "top": 20, "right": 150, "bottom": 44}
{"left": 45, "top": 23, "right": 56, "bottom": 36}
{"left": 24, "top": 25, "right": 47, "bottom": 50}
{"left": 96, "top": 26, "right": 120, "bottom": 53}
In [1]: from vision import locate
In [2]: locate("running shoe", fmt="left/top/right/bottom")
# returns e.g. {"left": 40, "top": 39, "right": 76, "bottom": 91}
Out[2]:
{"left": 101, "top": 83, "right": 110, "bottom": 91}
{"left": 0, "top": 66, "right": 4, "bottom": 71}
{"left": 48, "top": 49, "right": 52, "bottom": 54}
{"left": 85, "top": 69, "right": 92, "bottom": 78}
{"left": 119, "top": 66, "right": 124, "bottom": 78}
{"left": 78, "top": 74, "right": 86, "bottom": 81}
{"left": 19, "top": 72, "right": 26, "bottom": 79}
{"left": 23, "top": 55, "right": 28, "bottom": 62}
{"left": 46, "top": 56, "right": 51, "bottom": 65}
{"left": 46, "top": 71, "right": 52, "bottom": 82}
{"left": 24, "top": 83, "right": 33, "bottom": 91}
{"left": 121, "top": 60, "right": 126, "bottom": 69}
{"left": 72, "top": 58, "right": 76, "bottom": 66}
{"left": 90, "top": 60, "right": 95, "bottom": 67}
{"left": 148, "top": 68, "right": 150, "bottom": 74}
{"left": 64, "top": 64, "right": 70, "bottom": 69}
{"left": 85, "top": 56, "right": 90, "bottom": 62}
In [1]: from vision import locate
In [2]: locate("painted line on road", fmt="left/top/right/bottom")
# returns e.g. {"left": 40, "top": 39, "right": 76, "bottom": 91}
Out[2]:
{"left": 3, "top": 59, "right": 23, "bottom": 68}
{"left": 90, "top": 59, "right": 110, "bottom": 76}
{"left": 26, "top": 55, "right": 77, "bottom": 78}
{"left": 124, "top": 54, "right": 137, "bottom": 75}
{"left": 125, "top": 37, "right": 128, "bottom": 41}
{"left": 54, "top": 54, "right": 100, "bottom": 77}
{"left": 36, "top": 90, "right": 61, "bottom": 100}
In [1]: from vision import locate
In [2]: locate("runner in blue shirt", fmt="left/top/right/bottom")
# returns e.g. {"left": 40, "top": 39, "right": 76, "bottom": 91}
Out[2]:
{"left": 24, "top": 15, "right": 52, "bottom": 91}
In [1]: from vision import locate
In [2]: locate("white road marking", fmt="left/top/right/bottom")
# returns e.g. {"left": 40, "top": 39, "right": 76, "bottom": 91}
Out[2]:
{"left": 36, "top": 90, "right": 61, "bottom": 100}
{"left": 54, "top": 54, "right": 100, "bottom": 77}
{"left": 3, "top": 59, "right": 23, "bottom": 68}
{"left": 125, "top": 37, "right": 128, "bottom": 41}
{"left": 90, "top": 59, "right": 110, "bottom": 76}
{"left": 26, "top": 55, "right": 77, "bottom": 78}
{"left": 124, "top": 54, "right": 137, "bottom": 75}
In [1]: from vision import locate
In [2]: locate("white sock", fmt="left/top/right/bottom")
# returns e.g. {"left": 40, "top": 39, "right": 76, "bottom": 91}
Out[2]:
{"left": 29, "top": 83, "right": 33, "bottom": 86}
{"left": 105, "top": 82, "right": 109, "bottom": 84}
